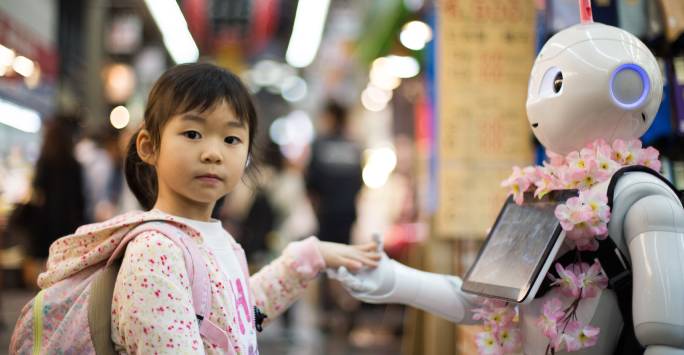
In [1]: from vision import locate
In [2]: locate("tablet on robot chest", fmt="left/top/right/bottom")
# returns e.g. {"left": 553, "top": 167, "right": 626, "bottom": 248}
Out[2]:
{"left": 462, "top": 190, "right": 577, "bottom": 303}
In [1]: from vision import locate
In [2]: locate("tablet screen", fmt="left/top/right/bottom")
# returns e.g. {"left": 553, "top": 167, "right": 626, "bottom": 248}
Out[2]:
{"left": 462, "top": 190, "right": 576, "bottom": 302}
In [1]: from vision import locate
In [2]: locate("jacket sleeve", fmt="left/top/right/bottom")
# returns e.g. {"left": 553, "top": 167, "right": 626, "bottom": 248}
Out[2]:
{"left": 249, "top": 236, "right": 325, "bottom": 326}
{"left": 111, "top": 231, "right": 205, "bottom": 354}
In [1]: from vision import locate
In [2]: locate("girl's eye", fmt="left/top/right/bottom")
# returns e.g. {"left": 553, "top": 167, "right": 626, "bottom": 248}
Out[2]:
{"left": 225, "top": 136, "right": 242, "bottom": 145}
{"left": 183, "top": 131, "right": 201, "bottom": 140}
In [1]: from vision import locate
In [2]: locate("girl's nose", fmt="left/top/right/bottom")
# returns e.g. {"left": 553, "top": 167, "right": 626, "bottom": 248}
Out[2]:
{"left": 200, "top": 145, "right": 222, "bottom": 164}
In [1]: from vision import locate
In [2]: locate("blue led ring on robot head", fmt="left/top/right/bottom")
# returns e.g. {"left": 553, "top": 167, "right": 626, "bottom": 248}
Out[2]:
{"left": 609, "top": 63, "right": 650, "bottom": 110}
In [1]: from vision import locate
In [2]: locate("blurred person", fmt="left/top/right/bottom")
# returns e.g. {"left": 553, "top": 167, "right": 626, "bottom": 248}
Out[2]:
{"left": 11, "top": 63, "right": 380, "bottom": 354}
{"left": 264, "top": 142, "right": 317, "bottom": 253}
{"left": 77, "top": 124, "right": 142, "bottom": 221}
{"left": 261, "top": 142, "right": 319, "bottom": 337}
{"left": 91, "top": 125, "right": 137, "bottom": 219}
{"left": 23, "top": 115, "right": 87, "bottom": 287}
{"left": 306, "top": 100, "right": 363, "bottom": 333}
{"left": 75, "top": 128, "right": 114, "bottom": 222}
{"left": 306, "top": 100, "right": 362, "bottom": 245}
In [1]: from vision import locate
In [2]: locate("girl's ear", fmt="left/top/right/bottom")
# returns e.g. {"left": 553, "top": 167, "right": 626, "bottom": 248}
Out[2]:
{"left": 136, "top": 129, "right": 157, "bottom": 165}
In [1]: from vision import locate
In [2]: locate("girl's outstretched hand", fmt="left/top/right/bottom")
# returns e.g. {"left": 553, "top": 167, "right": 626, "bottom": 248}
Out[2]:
{"left": 316, "top": 241, "right": 381, "bottom": 272}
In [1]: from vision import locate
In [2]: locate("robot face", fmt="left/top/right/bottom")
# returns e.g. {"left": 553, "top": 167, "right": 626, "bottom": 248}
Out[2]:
{"left": 526, "top": 23, "right": 663, "bottom": 155}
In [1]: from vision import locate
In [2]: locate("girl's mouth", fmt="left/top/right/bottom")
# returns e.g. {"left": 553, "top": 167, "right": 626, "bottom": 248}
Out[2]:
{"left": 196, "top": 174, "right": 223, "bottom": 183}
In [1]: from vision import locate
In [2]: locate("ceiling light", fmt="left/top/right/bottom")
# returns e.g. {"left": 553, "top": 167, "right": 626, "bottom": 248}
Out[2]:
{"left": 285, "top": 0, "right": 331, "bottom": 68}
{"left": 143, "top": 0, "right": 199, "bottom": 63}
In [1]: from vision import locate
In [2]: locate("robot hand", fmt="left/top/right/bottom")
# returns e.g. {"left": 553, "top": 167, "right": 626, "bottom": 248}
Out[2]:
{"left": 327, "top": 235, "right": 481, "bottom": 324}
{"left": 327, "top": 234, "right": 397, "bottom": 302}
{"left": 327, "top": 253, "right": 399, "bottom": 303}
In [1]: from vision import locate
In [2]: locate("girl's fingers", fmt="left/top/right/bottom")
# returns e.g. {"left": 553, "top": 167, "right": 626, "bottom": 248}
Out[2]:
{"left": 341, "top": 258, "right": 363, "bottom": 272}
{"left": 352, "top": 254, "right": 379, "bottom": 268}
{"left": 356, "top": 242, "right": 378, "bottom": 252}
{"left": 365, "top": 251, "right": 382, "bottom": 260}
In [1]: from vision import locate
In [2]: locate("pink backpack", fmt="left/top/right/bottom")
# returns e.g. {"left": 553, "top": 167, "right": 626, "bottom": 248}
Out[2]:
{"left": 9, "top": 221, "right": 234, "bottom": 354}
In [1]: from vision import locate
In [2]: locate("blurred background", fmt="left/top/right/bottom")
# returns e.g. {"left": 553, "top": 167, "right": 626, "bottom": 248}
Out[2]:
{"left": 0, "top": 0, "right": 683, "bottom": 354}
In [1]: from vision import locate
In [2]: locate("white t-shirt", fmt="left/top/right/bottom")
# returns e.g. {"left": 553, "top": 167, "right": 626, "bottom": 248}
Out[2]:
{"left": 170, "top": 214, "right": 258, "bottom": 355}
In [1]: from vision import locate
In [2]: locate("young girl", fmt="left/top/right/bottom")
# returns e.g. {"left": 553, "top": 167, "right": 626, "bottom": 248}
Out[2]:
{"left": 34, "top": 63, "right": 380, "bottom": 354}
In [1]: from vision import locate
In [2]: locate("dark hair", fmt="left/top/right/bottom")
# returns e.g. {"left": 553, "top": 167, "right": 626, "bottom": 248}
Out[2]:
{"left": 324, "top": 100, "right": 348, "bottom": 133}
{"left": 37, "top": 114, "right": 80, "bottom": 165}
{"left": 125, "top": 62, "right": 258, "bottom": 210}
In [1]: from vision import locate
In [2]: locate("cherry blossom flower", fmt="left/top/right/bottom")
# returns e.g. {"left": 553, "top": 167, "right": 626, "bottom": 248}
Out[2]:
{"left": 476, "top": 331, "right": 504, "bottom": 355}
{"left": 561, "top": 321, "right": 600, "bottom": 351}
{"left": 555, "top": 197, "right": 593, "bottom": 233}
{"left": 502, "top": 166, "right": 532, "bottom": 205}
{"left": 473, "top": 300, "right": 519, "bottom": 354}
{"left": 500, "top": 327, "right": 522, "bottom": 353}
{"left": 612, "top": 139, "right": 642, "bottom": 165}
{"left": 473, "top": 299, "right": 515, "bottom": 329}
{"left": 579, "top": 189, "right": 610, "bottom": 218}
{"left": 579, "top": 261, "right": 608, "bottom": 298}
{"left": 638, "top": 146, "right": 661, "bottom": 171}
{"left": 569, "top": 159, "right": 602, "bottom": 190}
{"left": 534, "top": 165, "right": 561, "bottom": 198}
{"left": 523, "top": 166, "right": 538, "bottom": 182}
{"left": 537, "top": 298, "right": 565, "bottom": 339}
{"left": 594, "top": 149, "right": 620, "bottom": 180}
{"left": 550, "top": 263, "right": 582, "bottom": 298}
{"left": 566, "top": 150, "right": 592, "bottom": 170}
{"left": 578, "top": 189, "right": 610, "bottom": 237}
{"left": 586, "top": 139, "right": 612, "bottom": 155}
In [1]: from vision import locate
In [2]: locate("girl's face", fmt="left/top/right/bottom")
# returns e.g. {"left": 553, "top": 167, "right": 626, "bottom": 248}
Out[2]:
{"left": 142, "top": 100, "right": 249, "bottom": 218}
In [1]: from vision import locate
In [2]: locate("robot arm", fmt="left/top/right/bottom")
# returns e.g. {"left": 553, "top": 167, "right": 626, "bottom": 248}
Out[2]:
{"left": 618, "top": 174, "right": 684, "bottom": 355}
{"left": 328, "top": 254, "right": 482, "bottom": 324}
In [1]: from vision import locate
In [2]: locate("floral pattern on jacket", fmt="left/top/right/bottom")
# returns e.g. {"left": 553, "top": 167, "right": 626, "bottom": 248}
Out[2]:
{"left": 37, "top": 210, "right": 325, "bottom": 354}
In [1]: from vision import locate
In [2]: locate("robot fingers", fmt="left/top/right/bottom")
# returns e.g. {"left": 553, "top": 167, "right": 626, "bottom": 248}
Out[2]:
{"left": 326, "top": 266, "right": 373, "bottom": 292}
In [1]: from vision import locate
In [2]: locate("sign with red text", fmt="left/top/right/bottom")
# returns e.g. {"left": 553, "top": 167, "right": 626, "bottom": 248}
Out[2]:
{"left": 435, "top": 0, "right": 536, "bottom": 238}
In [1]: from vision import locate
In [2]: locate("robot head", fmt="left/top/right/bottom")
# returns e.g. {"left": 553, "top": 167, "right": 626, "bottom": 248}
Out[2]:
{"left": 526, "top": 23, "right": 663, "bottom": 155}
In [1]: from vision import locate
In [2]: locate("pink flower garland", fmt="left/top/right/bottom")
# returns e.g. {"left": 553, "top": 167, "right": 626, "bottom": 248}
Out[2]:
{"left": 472, "top": 299, "right": 521, "bottom": 354}
{"left": 475, "top": 139, "right": 661, "bottom": 355}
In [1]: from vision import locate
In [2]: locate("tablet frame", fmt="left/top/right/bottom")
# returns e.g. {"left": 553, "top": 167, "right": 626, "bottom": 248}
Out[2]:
{"left": 461, "top": 189, "right": 577, "bottom": 304}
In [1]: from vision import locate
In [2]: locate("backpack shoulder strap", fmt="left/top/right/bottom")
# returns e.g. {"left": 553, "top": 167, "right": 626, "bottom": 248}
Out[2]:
{"left": 606, "top": 165, "right": 682, "bottom": 208}
{"left": 89, "top": 260, "right": 120, "bottom": 355}
{"left": 88, "top": 221, "right": 230, "bottom": 353}
{"left": 603, "top": 165, "right": 682, "bottom": 355}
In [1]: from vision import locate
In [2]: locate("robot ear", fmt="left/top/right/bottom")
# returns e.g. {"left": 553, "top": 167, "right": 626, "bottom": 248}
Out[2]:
{"left": 610, "top": 63, "right": 650, "bottom": 110}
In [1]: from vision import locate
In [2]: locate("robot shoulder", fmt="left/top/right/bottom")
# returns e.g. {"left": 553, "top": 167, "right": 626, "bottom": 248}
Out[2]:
{"left": 608, "top": 166, "right": 683, "bottom": 251}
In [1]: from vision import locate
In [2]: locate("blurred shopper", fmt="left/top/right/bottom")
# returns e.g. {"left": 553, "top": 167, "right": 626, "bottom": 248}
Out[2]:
{"left": 262, "top": 142, "right": 319, "bottom": 336}
{"left": 265, "top": 142, "right": 317, "bottom": 254}
{"left": 76, "top": 124, "right": 141, "bottom": 220}
{"left": 22, "top": 115, "right": 87, "bottom": 287}
{"left": 306, "top": 100, "right": 362, "bottom": 245}
{"left": 306, "top": 100, "right": 363, "bottom": 333}
{"left": 75, "top": 129, "right": 114, "bottom": 222}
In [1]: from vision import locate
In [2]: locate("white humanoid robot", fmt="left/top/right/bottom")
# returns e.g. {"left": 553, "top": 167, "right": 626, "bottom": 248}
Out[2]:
{"left": 330, "top": 4, "right": 684, "bottom": 355}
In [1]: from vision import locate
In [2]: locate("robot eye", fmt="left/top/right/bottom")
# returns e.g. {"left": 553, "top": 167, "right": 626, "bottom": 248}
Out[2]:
{"left": 610, "top": 63, "right": 650, "bottom": 110}
{"left": 539, "top": 67, "right": 563, "bottom": 96}
{"left": 553, "top": 72, "right": 563, "bottom": 93}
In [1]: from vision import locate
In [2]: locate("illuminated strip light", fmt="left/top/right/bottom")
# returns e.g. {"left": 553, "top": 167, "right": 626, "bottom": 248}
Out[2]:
{"left": 285, "top": 0, "right": 330, "bottom": 68}
{"left": 144, "top": 0, "right": 199, "bottom": 64}
{"left": 0, "top": 98, "right": 41, "bottom": 133}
